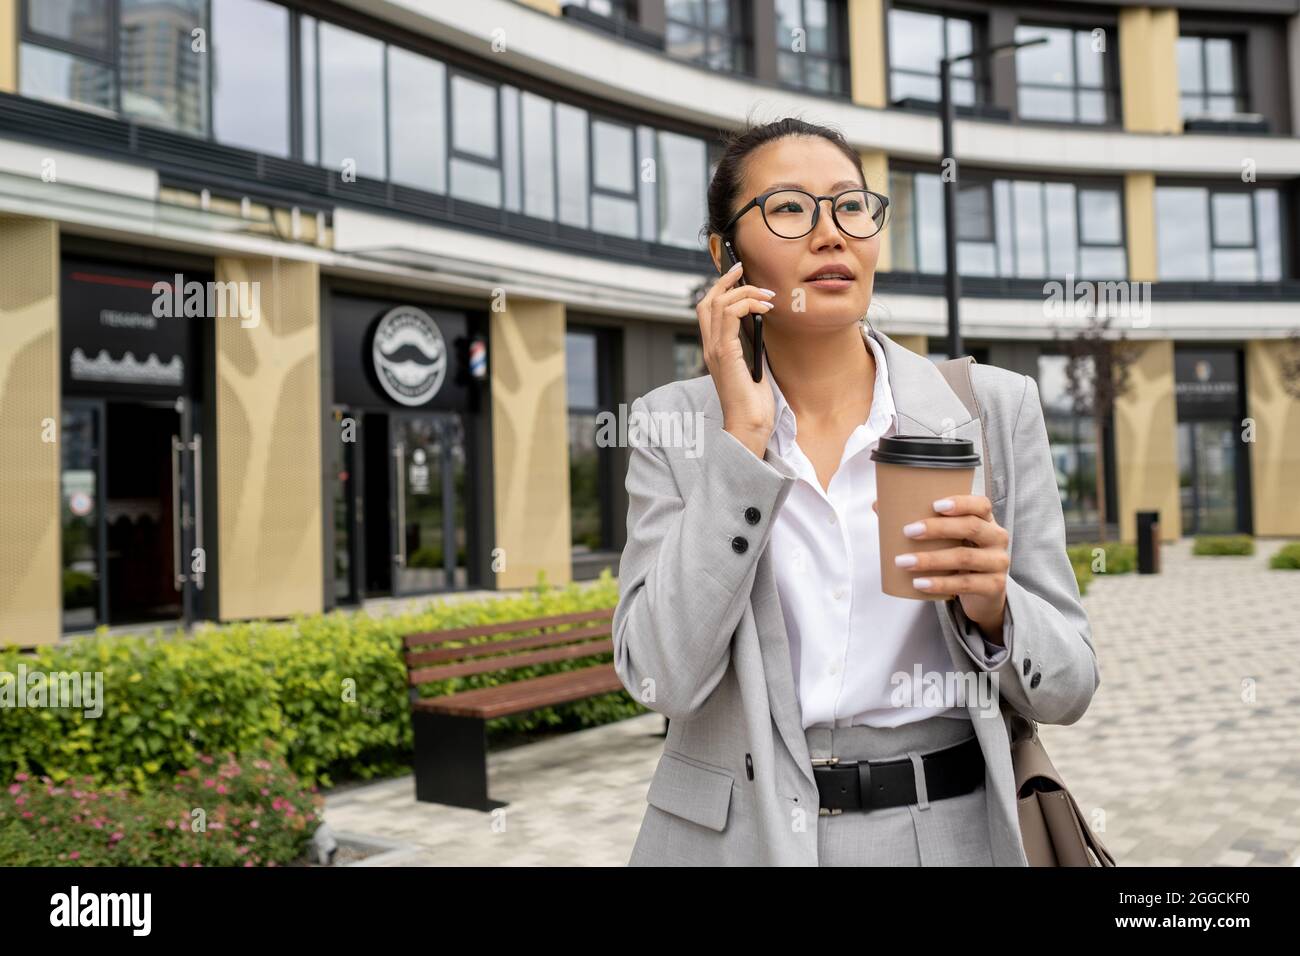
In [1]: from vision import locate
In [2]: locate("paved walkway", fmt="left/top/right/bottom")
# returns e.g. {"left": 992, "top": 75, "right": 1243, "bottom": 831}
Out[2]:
{"left": 324, "top": 537, "right": 1300, "bottom": 866}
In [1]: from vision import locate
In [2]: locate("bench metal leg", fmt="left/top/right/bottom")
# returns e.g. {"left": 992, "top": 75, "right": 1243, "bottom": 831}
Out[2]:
{"left": 411, "top": 710, "right": 507, "bottom": 812}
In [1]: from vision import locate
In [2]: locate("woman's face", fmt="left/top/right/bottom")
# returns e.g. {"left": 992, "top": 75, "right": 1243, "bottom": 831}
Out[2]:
{"left": 714, "top": 135, "right": 881, "bottom": 331}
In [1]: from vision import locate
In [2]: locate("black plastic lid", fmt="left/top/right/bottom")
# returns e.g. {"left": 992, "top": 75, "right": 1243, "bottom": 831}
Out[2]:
{"left": 870, "top": 434, "right": 980, "bottom": 468}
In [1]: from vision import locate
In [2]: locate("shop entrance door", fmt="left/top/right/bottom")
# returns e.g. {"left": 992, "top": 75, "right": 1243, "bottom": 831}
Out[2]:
{"left": 390, "top": 413, "right": 467, "bottom": 596}
{"left": 104, "top": 399, "right": 203, "bottom": 626}
{"left": 1178, "top": 419, "right": 1240, "bottom": 535}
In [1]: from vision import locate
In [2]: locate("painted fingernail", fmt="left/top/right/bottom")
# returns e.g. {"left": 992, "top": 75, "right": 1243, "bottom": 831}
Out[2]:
{"left": 757, "top": 288, "right": 776, "bottom": 296}
{"left": 903, "top": 521, "right": 926, "bottom": 537}
{"left": 727, "top": 260, "right": 743, "bottom": 273}
{"left": 894, "top": 553, "right": 918, "bottom": 568}
{"left": 933, "top": 498, "right": 954, "bottom": 512}
{"left": 756, "top": 301, "right": 774, "bottom": 309}
{"left": 913, "top": 578, "right": 932, "bottom": 589}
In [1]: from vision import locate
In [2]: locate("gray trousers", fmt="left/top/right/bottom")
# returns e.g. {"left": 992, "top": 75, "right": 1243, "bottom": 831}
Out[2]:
{"left": 805, "top": 714, "right": 994, "bottom": 866}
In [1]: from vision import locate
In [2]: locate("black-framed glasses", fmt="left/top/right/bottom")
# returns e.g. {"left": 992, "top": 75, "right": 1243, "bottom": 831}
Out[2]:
{"left": 722, "top": 188, "right": 891, "bottom": 240}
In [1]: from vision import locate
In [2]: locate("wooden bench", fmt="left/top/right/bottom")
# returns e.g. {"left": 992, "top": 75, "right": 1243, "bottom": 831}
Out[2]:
{"left": 403, "top": 608, "right": 623, "bottom": 811}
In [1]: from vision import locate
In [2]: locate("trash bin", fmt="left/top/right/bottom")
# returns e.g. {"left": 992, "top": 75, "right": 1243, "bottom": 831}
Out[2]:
{"left": 1136, "top": 510, "right": 1160, "bottom": 574}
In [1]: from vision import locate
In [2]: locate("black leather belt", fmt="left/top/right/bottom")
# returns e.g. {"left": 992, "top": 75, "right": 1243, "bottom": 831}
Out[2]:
{"left": 813, "top": 734, "right": 984, "bottom": 814}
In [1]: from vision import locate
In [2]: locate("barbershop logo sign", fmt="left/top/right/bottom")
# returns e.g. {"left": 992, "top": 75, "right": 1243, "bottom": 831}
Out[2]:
{"left": 371, "top": 306, "right": 447, "bottom": 407}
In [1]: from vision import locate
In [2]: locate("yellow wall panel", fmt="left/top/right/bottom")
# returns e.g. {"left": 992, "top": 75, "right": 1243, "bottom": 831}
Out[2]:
{"left": 490, "top": 299, "right": 571, "bottom": 589}
{"left": 214, "top": 257, "right": 323, "bottom": 620}
{"left": 0, "top": 217, "right": 60, "bottom": 647}
{"left": 848, "top": 0, "right": 887, "bottom": 109}
{"left": 1113, "top": 339, "right": 1181, "bottom": 543}
{"left": 1246, "top": 340, "right": 1300, "bottom": 536}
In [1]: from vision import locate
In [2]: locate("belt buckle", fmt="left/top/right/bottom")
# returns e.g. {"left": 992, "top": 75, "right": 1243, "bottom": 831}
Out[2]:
{"left": 812, "top": 756, "right": 866, "bottom": 816}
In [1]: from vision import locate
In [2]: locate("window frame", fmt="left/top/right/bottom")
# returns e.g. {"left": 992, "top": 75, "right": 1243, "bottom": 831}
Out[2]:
{"left": 1154, "top": 180, "right": 1287, "bottom": 282}
{"left": 886, "top": 4, "right": 988, "bottom": 108}
{"left": 665, "top": 0, "right": 752, "bottom": 75}
{"left": 890, "top": 163, "right": 1129, "bottom": 280}
{"left": 1177, "top": 32, "right": 1249, "bottom": 118}
{"left": 1013, "top": 21, "right": 1121, "bottom": 126}
{"left": 774, "top": 0, "right": 852, "bottom": 98}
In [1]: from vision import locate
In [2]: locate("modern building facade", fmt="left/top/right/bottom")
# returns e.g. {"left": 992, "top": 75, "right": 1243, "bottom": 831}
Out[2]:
{"left": 1, "top": 0, "right": 1298, "bottom": 646}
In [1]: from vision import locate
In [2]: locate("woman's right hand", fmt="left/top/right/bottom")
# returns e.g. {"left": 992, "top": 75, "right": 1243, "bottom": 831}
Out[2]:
{"left": 699, "top": 260, "right": 776, "bottom": 456}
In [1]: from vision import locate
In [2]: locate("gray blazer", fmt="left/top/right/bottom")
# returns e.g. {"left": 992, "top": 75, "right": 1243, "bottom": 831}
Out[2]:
{"left": 613, "top": 324, "right": 1101, "bottom": 866}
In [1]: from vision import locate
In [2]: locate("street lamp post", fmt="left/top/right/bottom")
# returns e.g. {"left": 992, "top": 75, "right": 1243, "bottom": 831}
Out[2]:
{"left": 938, "top": 36, "right": 1047, "bottom": 360}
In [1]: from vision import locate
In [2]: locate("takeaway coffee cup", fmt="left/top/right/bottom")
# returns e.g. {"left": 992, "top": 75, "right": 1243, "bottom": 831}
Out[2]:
{"left": 870, "top": 435, "right": 981, "bottom": 600}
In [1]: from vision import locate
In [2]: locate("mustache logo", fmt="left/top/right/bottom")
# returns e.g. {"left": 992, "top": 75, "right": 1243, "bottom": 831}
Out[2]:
{"left": 371, "top": 307, "right": 447, "bottom": 406}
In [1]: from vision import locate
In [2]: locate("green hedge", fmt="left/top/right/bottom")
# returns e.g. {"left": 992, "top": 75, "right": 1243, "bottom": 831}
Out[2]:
{"left": 1192, "top": 535, "right": 1254, "bottom": 556}
{"left": 1065, "top": 541, "right": 1137, "bottom": 596}
{"left": 1269, "top": 542, "right": 1300, "bottom": 569}
{"left": 0, "top": 742, "right": 321, "bottom": 866}
{"left": 0, "top": 570, "right": 631, "bottom": 793}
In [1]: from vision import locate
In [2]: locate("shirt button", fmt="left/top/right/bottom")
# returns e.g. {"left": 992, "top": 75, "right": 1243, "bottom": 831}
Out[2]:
{"left": 832, "top": 588, "right": 844, "bottom": 600}
{"left": 731, "top": 536, "right": 749, "bottom": 554}
{"left": 829, "top": 661, "right": 840, "bottom": 676}
{"left": 744, "top": 506, "right": 761, "bottom": 525}
{"left": 828, "top": 514, "right": 837, "bottom": 525}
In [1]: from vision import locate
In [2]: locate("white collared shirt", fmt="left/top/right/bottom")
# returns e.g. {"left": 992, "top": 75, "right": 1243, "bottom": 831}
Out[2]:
{"left": 763, "top": 324, "right": 1005, "bottom": 729}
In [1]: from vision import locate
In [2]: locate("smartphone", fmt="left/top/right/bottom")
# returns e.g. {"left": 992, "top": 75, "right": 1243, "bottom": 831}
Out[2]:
{"left": 722, "top": 239, "right": 764, "bottom": 382}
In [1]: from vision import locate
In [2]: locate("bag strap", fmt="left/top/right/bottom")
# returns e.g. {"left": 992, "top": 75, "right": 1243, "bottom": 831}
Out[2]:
{"left": 935, "top": 355, "right": 994, "bottom": 503}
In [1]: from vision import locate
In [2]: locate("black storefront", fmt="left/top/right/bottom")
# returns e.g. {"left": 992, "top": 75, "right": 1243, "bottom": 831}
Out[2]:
{"left": 1174, "top": 346, "right": 1253, "bottom": 536}
{"left": 59, "top": 251, "right": 217, "bottom": 630}
{"left": 324, "top": 284, "right": 493, "bottom": 607}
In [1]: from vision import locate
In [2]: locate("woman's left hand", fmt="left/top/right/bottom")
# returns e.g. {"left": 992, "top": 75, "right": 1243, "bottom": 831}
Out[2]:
{"left": 873, "top": 494, "right": 1010, "bottom": 644}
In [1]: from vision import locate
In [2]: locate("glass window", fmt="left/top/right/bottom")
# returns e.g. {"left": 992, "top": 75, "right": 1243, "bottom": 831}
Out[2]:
{"left": 636, "top": 124, "right": 658, "bottom": 242}
{"left": 502, "top": 85, "right": 522, "bottom": 212}
{"left": 119, "top": 0, "right": 208, "bottom": 134}
{"left": 451, "top": 74, "right": 497, "bottom": 161}
{"left": 318, "top": 21, "right": 386, "bottom": 179}
{"left": 27, "top": 0, "right": 113, "bottom": 52}
{"left": 591, "top": 119, "right": 638, "bottom": 238}
{"left": 388, "top": 46, "right": 446, "bottom": 192}
{"left": 61, "top": 405, "right": 101, "bottom": 631}
{"left": 211, "top": 0, "right": 289, "bottom": 157}
{"left": 556, "top": 102, "right": 590, "bottom": 228}
{"left": 1015, "top": 24, "right": 1115, "bottom": 124}
{"left": 566, "top": 329, "right": 609, "bottom": 553}
{"left": 561, "top": 0, "right": 637, "bottom": 18}
{"left": 1036, "top": 354, "right": 1099, "bottom": 531}
{"left": 888, "top": 6, "right": 979, "bottom": 105}
{"left": 449, "top": 74, "right": 500, "bottom": 206}
{"left": 674, "top": 334, "right": 706, "bottom": 379}
{"left": 657, "top": 130, "right": 707, "bottom": 249}
{"left": 775, "top": 0, "right": 849, "bottom": 96}
{"left": 521, "top": 91, "right": 556, "bottom": 220}
{"left": 891, "top": 169, "right": 1127, "bottom": 278}
{"left": 666, "top": 0, "right": 750, "bottom": 74}
{"left": 1178, "top": 35, "right": 1246, "bottom": 118}
{"left": 300, "top": 14, "right": 318, "bottom": 164}
{"left": 20, "top": 43, "right": 116, "bottom": 113}
{"left": 1156, "top": 184, "right": 1283, "bottom": 281}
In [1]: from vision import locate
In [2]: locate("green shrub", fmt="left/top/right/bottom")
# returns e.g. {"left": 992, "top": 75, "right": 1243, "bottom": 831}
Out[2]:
{"left": 0, "top": 570, "right": 626, "bottom": 793}
{"left": 1066, "top": 541, "right": 1138, "bottom": 577}
{"left": 0, "top": 742, "right": 321, "bottom": 866}
{"left": 1269, "top": 541, "right": 1300, "bottom": 569}
{"left": 1191, "top": 535, "right": 1254, "bottom": 556}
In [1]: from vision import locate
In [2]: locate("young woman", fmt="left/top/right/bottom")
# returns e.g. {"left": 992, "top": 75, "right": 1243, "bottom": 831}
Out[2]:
{"left": 613, "top": 117, "right": 1100, "bottom": 866}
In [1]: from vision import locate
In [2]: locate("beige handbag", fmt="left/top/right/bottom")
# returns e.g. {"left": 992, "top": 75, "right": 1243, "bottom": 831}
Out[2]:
{"left": 935, "top": 352, "right": 1116, "bottom": 867}
{"left": 1008, "top": 712, "right": 1116, "bottom": 866}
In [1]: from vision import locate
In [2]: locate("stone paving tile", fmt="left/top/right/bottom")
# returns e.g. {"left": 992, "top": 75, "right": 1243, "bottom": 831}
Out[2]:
{"left": 326, "top": 538, "right": 1300, "bottom": 866}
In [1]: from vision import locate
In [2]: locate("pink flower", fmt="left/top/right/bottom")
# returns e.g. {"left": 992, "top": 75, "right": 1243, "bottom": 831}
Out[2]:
{"left": 203, "top": 779, "right": 215, "bottom": 789}
{"left": 249, "top": 820, "right": 259, "bottom": 829}
{"left": 21, "top": 811, "right": 33, "bottom": 819}
{"left": 110, "top": 831, "right": 124, "bottom": 842}
{"left": 199, "top": 755, "right": 214, "bottom": 765}
{"left": 6, "top": 784, "right": 19, "bottom": 795}
{"left": 14, "top": 773, "right": 28, "bottom": 782}
{"left": 68, "top": 851, "right": 80, "bottom": 860}
{"left": 216, "top": 784, "right": 228, "bottom": 795}
{"left": 244, "top": 861, "right": 254, "bottom": 867}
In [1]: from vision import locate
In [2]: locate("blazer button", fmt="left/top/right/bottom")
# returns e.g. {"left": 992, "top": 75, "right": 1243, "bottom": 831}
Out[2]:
{"left": 744, "top": 506, "right": 761, "bottom": 525}
{"left": 731, "top": 536, "right": 749, "bottom": 554}
{"left": 1022, "top": 657, "right": 1032, "bottom": 676}
{"left": 1030, "top": 671, "right": 1042, "bottom": 689}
